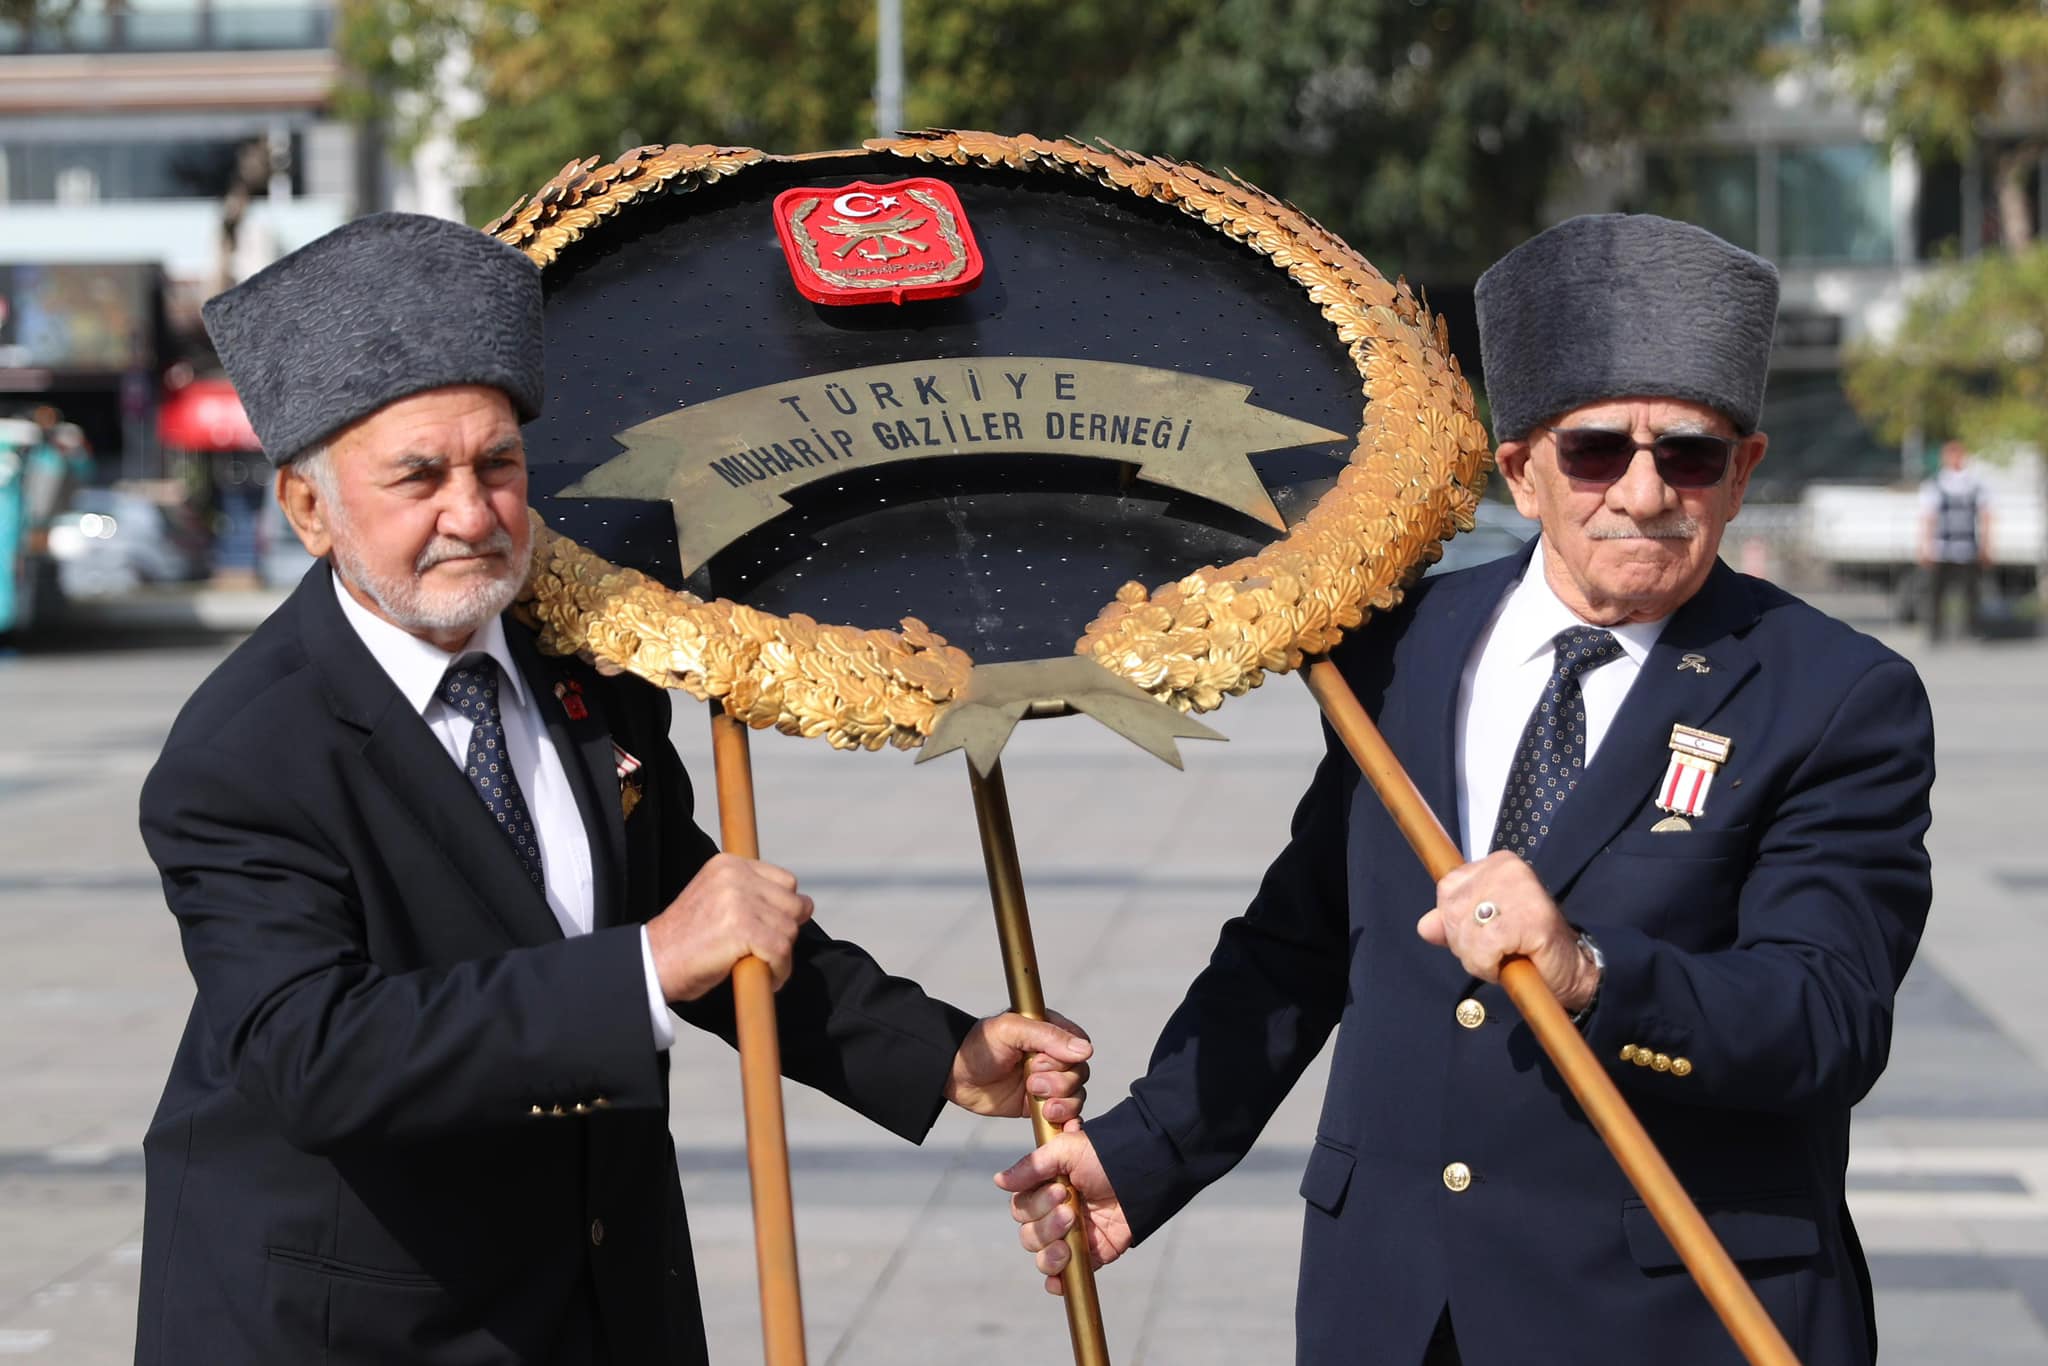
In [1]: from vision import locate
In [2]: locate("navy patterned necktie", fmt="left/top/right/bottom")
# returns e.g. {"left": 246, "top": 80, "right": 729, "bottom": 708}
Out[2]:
{"left": 439, "top": 658, "right": 545, "bottom": 891}
{"left": 1489, "top": 626, "right": 1625, "bottom": 859}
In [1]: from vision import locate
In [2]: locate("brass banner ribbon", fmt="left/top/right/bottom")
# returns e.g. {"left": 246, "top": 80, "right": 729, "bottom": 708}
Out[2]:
{"left": 558, "top": 356, "right": 1348, "bottom": 575}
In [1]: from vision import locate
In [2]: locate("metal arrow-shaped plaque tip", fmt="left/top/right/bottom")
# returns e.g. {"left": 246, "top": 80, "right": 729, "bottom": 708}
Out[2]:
{"left": 918, "top": 655, "right": 1225, "bottom": 776}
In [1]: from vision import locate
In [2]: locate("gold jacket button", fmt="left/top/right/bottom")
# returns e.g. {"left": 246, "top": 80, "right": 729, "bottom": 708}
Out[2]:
{"left": 1652, "top": 1053, "right": 1672, "bottom": 1072}
{"left": 593, "top": 1096, "right": 612, "bottom": 1109}
{"left": 1632, "top": 1048, "right": 1654, "bottom": 1067}
{"left": 589, "top": 1218, "right": 605, "bottom": 1246}
{"left": 1670, "top": 1057, "right": 1693, "bottom": 1077}
{"left": 1442, "top": 1162, "right": 1472, "bottom": 1193}
{"left": 1619, "top": 1044, "right": 1638, "bottom": 1063}
{"left": 529, "top": 1105, "right": 544, "bottom": 1117}
{"left": 550, "top": 1104, "right": 567, "bottom": 1116}
{"left": 1455, "top": 999, "right": 1486, "bottom": 1029}
{"left": 573, "top": 1102, "right": 590, "bottom": 1115}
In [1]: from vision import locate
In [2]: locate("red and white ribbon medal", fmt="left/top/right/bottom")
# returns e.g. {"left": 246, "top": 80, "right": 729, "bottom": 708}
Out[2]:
{"left": 1656, "top": 724, "right": 1732, "bottom": 820}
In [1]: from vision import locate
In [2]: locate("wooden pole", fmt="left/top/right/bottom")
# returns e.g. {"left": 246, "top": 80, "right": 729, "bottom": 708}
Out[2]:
{"left": 966, "top": 759, "right": 1114, "bottom": 1366}
{"left": 709, "top": 703, "right": 808, "bottom": 1366}
{"left": 1302, "top": 661, "right": 1798, "bottom": 1366}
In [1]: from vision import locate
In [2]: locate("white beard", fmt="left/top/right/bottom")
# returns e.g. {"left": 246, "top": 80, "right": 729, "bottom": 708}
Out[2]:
{"left": 330, "top": 525, "right": 525, "bottom": 635}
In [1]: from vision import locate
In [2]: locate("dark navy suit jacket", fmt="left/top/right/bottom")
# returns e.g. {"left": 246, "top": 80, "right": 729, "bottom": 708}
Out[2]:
{"left": 135, "top": 566, "right": 973, "bottom": 1365}
{"left": 1088, "top": 544, "right": 1934, "bottom": 1366}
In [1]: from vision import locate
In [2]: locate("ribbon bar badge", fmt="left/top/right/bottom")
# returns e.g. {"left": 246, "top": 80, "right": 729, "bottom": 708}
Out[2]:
{"left": 1656, "top": 724, "right": 1732, "bottom": 820}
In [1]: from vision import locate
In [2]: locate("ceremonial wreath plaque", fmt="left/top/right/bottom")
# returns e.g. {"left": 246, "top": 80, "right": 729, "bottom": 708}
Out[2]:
{"left": 494, "top": 130, "right": 1491, "bottom": 752}
{"left": 485, "top": 131, "right": 1794, "bottom": 1366}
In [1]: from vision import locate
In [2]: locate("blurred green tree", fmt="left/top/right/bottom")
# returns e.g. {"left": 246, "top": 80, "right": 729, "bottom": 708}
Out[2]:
{"left": 1826, "top": 5, "right": 2048, "bottom": 602}
{"left": 1089, "top": 0, "right": 1787, "bottom": 276}
{"left": 1843, "top": 244, "right": 2048, "bottom": 452}
{"left": 340, "top": 0, "right": 1782, "bottom": 265}
{"left": 1826, "top": 0, "right": 2048, "bottom": 250}
{"left": 338, "top": 0, "right": 1199, "bottom": 223}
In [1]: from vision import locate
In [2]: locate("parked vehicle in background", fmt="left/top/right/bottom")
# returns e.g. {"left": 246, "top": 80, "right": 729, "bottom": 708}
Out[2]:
{"left": 0, "top": 416, "right": 69, "bottom": 638}
{"left": 46, "top": 487, "right": 211, "bottom": 599}
{"left": 1803, "top": 454, "right": 2044, "bottom": 624}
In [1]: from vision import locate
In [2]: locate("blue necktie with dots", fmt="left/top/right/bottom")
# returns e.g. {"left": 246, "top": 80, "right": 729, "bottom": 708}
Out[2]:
{"left": 1489, "top": 626, "right": 1624, "bottom": 859}
{"left": 439, "top": 658, "right": 545, "bottom": 891}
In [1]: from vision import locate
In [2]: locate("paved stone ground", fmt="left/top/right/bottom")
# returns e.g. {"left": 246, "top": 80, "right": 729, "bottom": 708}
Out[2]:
{"left": 0, "top": 602, "right": 2042, "bottom": 1363}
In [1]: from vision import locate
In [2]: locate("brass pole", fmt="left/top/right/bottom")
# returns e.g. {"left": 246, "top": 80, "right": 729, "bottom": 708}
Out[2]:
{"left": 1302, "top": 661, "right": 1798, "bottom": 1366}
{"left": 966, "top": 759, "right": 1113, "bottom": 1366}
{"left": 709, "top": 703, "right": 809, "bottom": 1366}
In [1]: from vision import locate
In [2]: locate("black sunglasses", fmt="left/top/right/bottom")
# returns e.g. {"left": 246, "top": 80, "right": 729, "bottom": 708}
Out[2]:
{"left": 1536, "top": 425, "right": 1738, "bottom": 489}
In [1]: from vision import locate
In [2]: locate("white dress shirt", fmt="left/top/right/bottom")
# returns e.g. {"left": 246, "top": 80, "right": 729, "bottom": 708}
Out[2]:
{"left": 333, "top": 575, "right": 676, "bottom": 1049}
{"left": 1454, "top": 541, "right": 1669, "bottom": 860}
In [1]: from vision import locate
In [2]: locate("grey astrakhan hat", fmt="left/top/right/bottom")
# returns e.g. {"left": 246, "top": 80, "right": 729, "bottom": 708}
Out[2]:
{"left": 201, "top": 212, "right": 544, "bottom": 465}
{"left": 1474, "top": 213, "right": 1779, "bottom": 442}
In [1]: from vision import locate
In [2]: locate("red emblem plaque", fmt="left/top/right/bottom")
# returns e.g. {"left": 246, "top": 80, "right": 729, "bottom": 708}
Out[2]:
{"left": 771, "top": 178, "right": 985, "bottom": 306}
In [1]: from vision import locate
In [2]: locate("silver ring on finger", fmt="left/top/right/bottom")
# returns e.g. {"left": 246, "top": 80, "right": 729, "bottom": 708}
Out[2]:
{"left": 1473, "top": 900, "right": 1500, "bottom": 925}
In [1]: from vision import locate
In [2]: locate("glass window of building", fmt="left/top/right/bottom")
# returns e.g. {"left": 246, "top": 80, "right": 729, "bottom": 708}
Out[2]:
{"left": 1777, "top": 143, "right": 1894, "bottom": 264}
{"left": 213, "top": 0, "right": 331, "bottom": 50}
{"left": 1, "top": 136, "right": 299, "bottom": 203}
{"left": 1915, "top": 159, "right": 1965, "bottom": 260}
{"left": 1645, "top": 150, "right": 1762, "bottom": 252}
{"left": 3, "top": 2, "right": 331, "bottom": 54}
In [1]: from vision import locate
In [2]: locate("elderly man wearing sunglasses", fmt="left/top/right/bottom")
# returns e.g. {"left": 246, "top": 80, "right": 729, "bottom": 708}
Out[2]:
{"left": 998, "top": 214, "right": 1933, "bottom": 1366}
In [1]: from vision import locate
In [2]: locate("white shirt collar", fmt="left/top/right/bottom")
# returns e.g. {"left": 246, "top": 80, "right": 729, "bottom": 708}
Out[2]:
{"left": 1492, "top": 539, "right": 1668, "bottom": 668}
{"left": 330, "top": 569, "right": 528, "bottom": 717}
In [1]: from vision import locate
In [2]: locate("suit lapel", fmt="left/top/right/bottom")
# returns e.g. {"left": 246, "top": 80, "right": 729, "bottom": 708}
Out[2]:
{"left": 299, "top": 568, "right": 566, "bottom": 949}
{"left": 1529, "top": 562, "right": 1761, "bottom": 896}
{"left": 505, "top": 627, "right": 629, "bottom": 932}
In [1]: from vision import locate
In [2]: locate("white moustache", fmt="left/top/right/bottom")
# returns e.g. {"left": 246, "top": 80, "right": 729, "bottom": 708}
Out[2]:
{"left": 1586, "top": 518, "right": 1698, "bottom": 541}
{"left": 415, "top": 531, "right": 515, "bottom": 572}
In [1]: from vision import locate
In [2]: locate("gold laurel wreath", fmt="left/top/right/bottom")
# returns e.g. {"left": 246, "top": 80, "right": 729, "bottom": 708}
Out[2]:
{"left": 491, "top": 130, "right": 1493, "bottom": 751}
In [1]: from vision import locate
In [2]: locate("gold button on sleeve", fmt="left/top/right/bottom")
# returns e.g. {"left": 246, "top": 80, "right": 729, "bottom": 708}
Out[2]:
{"left": 1632, "top": 1048, "right": 1654, "bottom": 1067}
{"left": 1442, "top": 1162, "right": 1472, "bottom": 1193}
{"left": 1619, "top": 1044, "right": 1638, "bottom": 1063}
{"left": 1670, "top": 1057, "right": 1693, "bottom": 1077}
{"left": 1455, "top": 999, "right": 1486, "bottom": 1029}
{"left": 1651, "top": 1053, "right": 1672, "bottom": 1072}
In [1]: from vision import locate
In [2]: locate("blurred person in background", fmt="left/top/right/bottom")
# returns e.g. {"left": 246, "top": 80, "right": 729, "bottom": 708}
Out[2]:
{"left": 1918, "top": 438, "right": 1993, "bottom": 643}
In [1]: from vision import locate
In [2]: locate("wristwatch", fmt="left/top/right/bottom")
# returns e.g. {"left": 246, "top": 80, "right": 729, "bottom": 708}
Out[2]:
{"left": 1569, "top": 929, "right": 1604, "bottom": 1029}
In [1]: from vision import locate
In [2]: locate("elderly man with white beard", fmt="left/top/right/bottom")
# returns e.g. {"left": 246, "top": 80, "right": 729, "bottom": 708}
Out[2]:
{"left": 134, "top": 213, "right": 1093, "bottom": 1366}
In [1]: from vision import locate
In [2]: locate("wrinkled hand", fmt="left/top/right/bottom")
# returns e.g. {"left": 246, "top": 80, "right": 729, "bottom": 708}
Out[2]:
{"left": 945, "top": 1010, "right": 1091, "bottom": 1123}
{"left": 995, "top": 1124, "right": 1132, "bottom": 1294}
{"left": 1416, "top": 850, "right": 1598, "bottom": 1011}
{"left": 645, "top": 853, "right": 815, "bottom": 1001}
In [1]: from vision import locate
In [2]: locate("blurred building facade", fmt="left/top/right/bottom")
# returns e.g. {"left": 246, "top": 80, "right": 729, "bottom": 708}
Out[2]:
{"left": 0, "top": 1, "right": 477, "bottom": 584}
{"left": 0, "top": 1, "right": 465, "bottom": 485}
